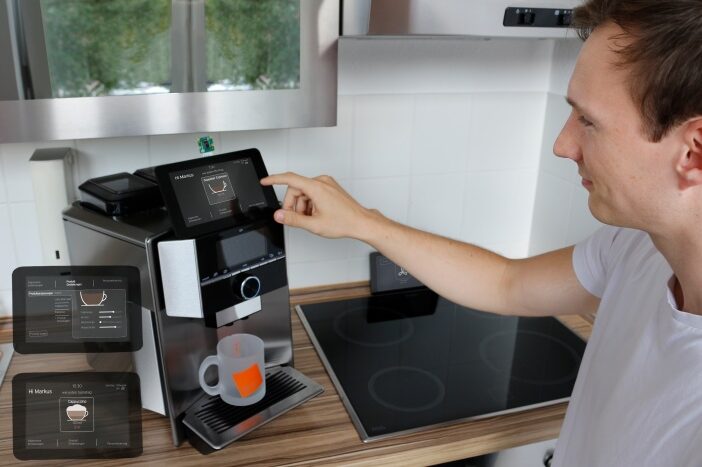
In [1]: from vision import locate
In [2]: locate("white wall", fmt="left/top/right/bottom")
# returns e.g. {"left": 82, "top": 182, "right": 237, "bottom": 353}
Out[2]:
{"left": 0, "top": 37, "right": 558, "bottom": 316}
{"left": 529, "top": 39, "right": 602, "bottom": 256}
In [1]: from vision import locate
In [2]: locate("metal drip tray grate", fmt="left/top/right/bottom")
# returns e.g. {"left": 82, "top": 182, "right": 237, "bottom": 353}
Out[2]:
{"left": 197, "top": 370, "right": 305, "bottom": 434}
{"left": 183, "top": 366, "right": 323, "bottom": 452}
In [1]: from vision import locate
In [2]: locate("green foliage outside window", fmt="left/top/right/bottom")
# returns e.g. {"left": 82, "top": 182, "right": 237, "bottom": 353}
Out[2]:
{"left": 40, "top": 0, "right": 300, "bottom": 98}
{"left": 42, "top": 0, "right": 171, "bottom": 97}
{"left": 205, "top": 0, "right": 300, "bottom": 90}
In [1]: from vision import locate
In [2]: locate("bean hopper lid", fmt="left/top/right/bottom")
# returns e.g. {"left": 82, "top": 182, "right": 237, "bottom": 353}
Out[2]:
{"left": 79, "top": 172, "right": 163, "bottom": 216}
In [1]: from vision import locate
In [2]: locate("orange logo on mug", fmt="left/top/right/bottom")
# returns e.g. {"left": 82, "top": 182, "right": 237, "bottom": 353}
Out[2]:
{"left": 232, "top": 363, "right": 263, "bottom": 398}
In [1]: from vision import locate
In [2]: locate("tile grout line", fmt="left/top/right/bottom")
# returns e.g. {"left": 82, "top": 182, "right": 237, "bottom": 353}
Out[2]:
{"left": 405, "top": 95, "right": 418, "bottom": 229}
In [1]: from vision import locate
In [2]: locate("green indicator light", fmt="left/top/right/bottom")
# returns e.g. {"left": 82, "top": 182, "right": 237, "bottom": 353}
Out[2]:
{"left": 198, "top": 136, "right": 215, "bottom": 154}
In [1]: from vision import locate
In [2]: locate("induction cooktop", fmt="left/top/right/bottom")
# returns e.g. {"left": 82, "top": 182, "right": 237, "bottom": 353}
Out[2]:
{"left": 296, "top": 288, "right": 586, "bottom": 442}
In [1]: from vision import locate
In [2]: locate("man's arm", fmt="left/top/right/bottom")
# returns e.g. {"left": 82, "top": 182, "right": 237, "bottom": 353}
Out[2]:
{"left": 361, "top": 214, "right": 599, "bottom": 317}
{"left": 261, "top": 172, "right": 600, "bottom": 317}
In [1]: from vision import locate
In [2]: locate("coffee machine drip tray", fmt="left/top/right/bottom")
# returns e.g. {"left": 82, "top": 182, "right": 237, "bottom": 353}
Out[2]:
{"left": 183, "top": 366, "right": 323, "bottom": 453}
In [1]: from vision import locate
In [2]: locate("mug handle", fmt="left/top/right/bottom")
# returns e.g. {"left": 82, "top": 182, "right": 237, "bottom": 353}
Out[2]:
{"left": 83, "top": 410, "right": 88, "bottom": 419}
{"left": 198, "top": 355, "right": 221, "bottom": 396}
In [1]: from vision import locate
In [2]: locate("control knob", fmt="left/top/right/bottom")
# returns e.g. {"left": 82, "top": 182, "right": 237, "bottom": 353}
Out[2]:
{"left": 234, "top": 274, "right": 261, "bottom": 300}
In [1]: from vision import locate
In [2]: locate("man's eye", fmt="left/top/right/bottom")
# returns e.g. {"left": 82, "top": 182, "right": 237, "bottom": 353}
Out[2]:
{"left": 578, "top": 115, "right": 594, "bottom": 127}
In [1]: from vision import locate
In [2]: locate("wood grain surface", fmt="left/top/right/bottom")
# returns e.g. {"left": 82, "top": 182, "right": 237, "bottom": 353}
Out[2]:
{"left": 0, "top": 282, "right": 592, "bottom": 466}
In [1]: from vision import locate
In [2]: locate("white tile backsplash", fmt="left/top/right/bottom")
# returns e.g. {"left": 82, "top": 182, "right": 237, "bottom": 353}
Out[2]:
{"left": 349, "top": 176, "right": 410, "bottom": 225}
{"left": 75, "top": 136, "right": 149, "bottom": 183}
{"left": 566, "top": 186, "right": 602, "bottom": 245}
{"left": 148, "top": 132, "right": 222, "bottom": 167}
{"left": 346, "top": 238, "right": 376, "bottom": 262}
{"left": 339, "top": 37, "right": 554, "bottom": 96}
{"left": 0, "top": 37, "right": 594, "bottom": 292}
{"left": 288, "top": 96, "right": 354, "bottom": 179}
{"left": 408, "top": 173, "right": 464, "bottom": 238}
{"left": 0, "top": 149, "right": 6, "bottom": 204}
{"left": 352, "top": 95, "right": 414, "bottom": 178}
{"left": 345, "top": 256, "right": 372, "bottom": 283}
{"left": 220, "top": 129, "right": 288, "bottom": 175}
{"left": 411, "top": 94, "right": 471, "bottom": 175}
{"left": 285, "top": 228, "right": 352, "bottom": 264}
{"left": 467, "top": 93, "right": 546, "bottom": 172}
{"left": 529, "top": 172, "right": 575, "bottom": 255}
{"left": 460, "top": 169, "right": 537, "bottom": 249}
{"left": 286, "top": 259, "right": 353, "bottom": 289}
{"left": 549, "top": 39, "right": 582, "bottom": 97}
{"left": 491, "top": 241, "right": 530, "bottom": 259}
{"left": 539, "top": 95, "right": 579, "bottom": 184}
{"left": 527, "top": 61, "right": 601, "bottom": 258}
{"left": 9, "top": 202, "right": 42, "bottom": 266}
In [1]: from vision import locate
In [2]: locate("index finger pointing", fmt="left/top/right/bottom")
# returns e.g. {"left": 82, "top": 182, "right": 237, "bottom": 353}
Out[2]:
{"left": 260, "top": 172, "right": 319, "bottom": 195}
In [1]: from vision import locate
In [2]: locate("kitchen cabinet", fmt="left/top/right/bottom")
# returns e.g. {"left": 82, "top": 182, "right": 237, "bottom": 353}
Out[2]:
{"left": 0, "top": 0, "right": 337, "bottom": 142}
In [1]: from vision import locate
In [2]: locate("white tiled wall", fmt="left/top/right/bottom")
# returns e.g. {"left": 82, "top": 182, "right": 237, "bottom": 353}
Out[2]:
{"left": 528, "top": 38, "right": 602, "bottom": 256}
{"left": 0, "top": 37, "right": 573, "bottom": 315}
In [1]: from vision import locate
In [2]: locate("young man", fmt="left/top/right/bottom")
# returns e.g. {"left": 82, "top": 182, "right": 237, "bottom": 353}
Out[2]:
{"left": 261, "top": 1, "right": 702, "bottom": 464}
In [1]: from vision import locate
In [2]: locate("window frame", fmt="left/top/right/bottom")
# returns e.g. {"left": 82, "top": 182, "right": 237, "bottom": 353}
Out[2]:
{"left": 0, "top": 0, "right": 337, "bottom": 143}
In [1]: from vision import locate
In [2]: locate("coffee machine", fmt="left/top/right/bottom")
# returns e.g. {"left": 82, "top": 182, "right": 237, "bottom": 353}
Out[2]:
{"left": 62, "top": 149, "right": 322, "bottom": 453}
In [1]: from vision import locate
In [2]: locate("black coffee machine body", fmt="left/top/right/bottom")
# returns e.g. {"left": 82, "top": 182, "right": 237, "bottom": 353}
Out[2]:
{"left": 62, "top": 149, "right": 321, "bottom": 452}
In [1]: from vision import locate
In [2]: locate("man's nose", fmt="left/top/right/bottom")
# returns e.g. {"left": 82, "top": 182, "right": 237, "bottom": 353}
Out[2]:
{"left": 553, "top": 114, "right": 582, "bottom": 162}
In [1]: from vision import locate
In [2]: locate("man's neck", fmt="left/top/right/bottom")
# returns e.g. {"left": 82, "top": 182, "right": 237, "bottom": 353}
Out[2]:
{"left": 650, "top": 229, "right": 702, "bottom": 315}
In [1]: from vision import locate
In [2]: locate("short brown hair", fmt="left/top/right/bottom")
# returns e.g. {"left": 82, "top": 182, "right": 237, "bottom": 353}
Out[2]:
{"left": 572, "top": 0, "right": 702, "bottom": 141}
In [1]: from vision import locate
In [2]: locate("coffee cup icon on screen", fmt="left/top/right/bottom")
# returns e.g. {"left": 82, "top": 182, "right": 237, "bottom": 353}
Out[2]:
{"left": 208, "top": 180, "right": 228, "bottom": 194}
{"left": 80, "top": 290, "right": 107, "bottom": 306}
{"left": 66, "top": 404, "right": 89, "bottom": 421}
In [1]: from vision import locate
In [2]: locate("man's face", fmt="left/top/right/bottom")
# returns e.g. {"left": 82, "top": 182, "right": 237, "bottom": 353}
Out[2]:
{"left": 554, "top": 22, "right": 680, "bottom": 229}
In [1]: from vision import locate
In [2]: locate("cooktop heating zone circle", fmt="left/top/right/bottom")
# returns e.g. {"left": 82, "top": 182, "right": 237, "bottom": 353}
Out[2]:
{"left": 479, "top": 330, "right": 580, "bottom": 385}
{"left": 333, "top": 307, "right": 415, "bottom": 347}
{"left": 368, "top": 366, "right": 446, "bottom": 413}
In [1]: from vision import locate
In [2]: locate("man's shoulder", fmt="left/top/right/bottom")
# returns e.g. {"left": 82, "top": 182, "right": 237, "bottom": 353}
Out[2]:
{"left": 590, "top": 225, "right": 652, "bottom": 256}
{"left": 580, "top": 225, "right": 659, "bottom": 279}
{"left": 596, "top": 226, "right": 665, "bottom": 285}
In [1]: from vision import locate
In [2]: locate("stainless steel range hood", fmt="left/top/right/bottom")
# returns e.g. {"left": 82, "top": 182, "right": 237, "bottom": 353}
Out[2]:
{"left": 343, "top": 0, "right": 582, "bottom": 39}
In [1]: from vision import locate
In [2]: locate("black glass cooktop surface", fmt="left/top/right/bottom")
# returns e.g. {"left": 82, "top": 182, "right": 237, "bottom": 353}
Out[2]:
{"left": 297, "top": 288, "right": 586, "bottom": 442}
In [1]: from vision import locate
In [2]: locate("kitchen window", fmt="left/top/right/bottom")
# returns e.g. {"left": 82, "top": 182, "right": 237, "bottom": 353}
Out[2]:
{"left": 21, "top": 0, "right": 300, "bottom": 99}
{"left": 0, "top": 0, "right": 335, "bottom": 142}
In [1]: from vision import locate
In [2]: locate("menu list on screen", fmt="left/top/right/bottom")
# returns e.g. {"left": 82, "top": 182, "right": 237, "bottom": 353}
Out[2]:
{"left": 25, "top": 276, "right": 129, "bottom": 344}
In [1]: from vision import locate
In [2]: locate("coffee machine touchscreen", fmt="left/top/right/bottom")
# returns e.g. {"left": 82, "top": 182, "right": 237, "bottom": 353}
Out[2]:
{"left": 155, "top": 149, "right": 279, "bottom": 238}
{"left": 171, "top": 157, "right": 267, "bottom": 227}
{"left": 12, "top": 372, "right": 142, "bottom": 460}
{"left": 12, "top": 266, "right": 142, "bottom": 354}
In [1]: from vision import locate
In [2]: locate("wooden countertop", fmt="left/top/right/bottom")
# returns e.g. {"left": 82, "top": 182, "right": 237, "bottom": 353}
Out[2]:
{"left": 0, "top": 282, "right": 593, "bottom": 466}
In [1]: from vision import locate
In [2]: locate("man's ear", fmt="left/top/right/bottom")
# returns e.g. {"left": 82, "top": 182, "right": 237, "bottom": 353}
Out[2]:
{"left": 675, "top": 117, "right": 702, "bottom": 190}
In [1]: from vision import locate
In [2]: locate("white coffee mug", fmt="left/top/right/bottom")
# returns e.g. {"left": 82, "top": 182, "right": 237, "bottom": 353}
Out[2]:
{"left": 198, "top": 333, "right": 266, "bottom": 406}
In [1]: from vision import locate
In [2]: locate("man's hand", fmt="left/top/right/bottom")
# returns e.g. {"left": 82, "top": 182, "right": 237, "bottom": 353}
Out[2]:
{"left": 262, "top": 172, "right": 599, "bottom": 318}
{"left": 260, "top": 172, "right": 380, "bottom": 240}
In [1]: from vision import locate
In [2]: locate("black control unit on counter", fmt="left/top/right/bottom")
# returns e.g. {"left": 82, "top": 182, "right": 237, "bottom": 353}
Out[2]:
{"left": 370, "top": 252, "right": 424, "bottom": 295}
{"left": 78, "top": 172, "right": 163, "bottom": 216}
{"left": 503, "top": 7, "right": 573, "bottom": 28}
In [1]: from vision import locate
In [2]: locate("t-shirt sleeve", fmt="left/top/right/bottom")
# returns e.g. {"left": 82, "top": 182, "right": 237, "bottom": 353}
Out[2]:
{"left": 572, "top": 225, "right": 621, "bottom": 298}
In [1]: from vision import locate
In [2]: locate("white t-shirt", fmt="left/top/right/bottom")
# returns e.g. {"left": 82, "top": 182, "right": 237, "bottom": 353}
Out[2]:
{"left": 552, "top": 226, "right": 702, "bottom": 467}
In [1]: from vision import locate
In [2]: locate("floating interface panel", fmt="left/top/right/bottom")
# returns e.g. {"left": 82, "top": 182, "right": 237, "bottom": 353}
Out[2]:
{"left": 12, "top": 266, "right": 142, "bottom": 353}
{"left": 12, "top": 372, "right": 142, "bottom": 460}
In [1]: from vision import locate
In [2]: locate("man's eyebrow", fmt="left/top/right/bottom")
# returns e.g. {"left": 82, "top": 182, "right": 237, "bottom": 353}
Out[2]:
{"left": 565, "top": 96, "right": 581, "bottom": 110}
{"left": 565, "top": 96, "right": 598, "bottom": 121}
